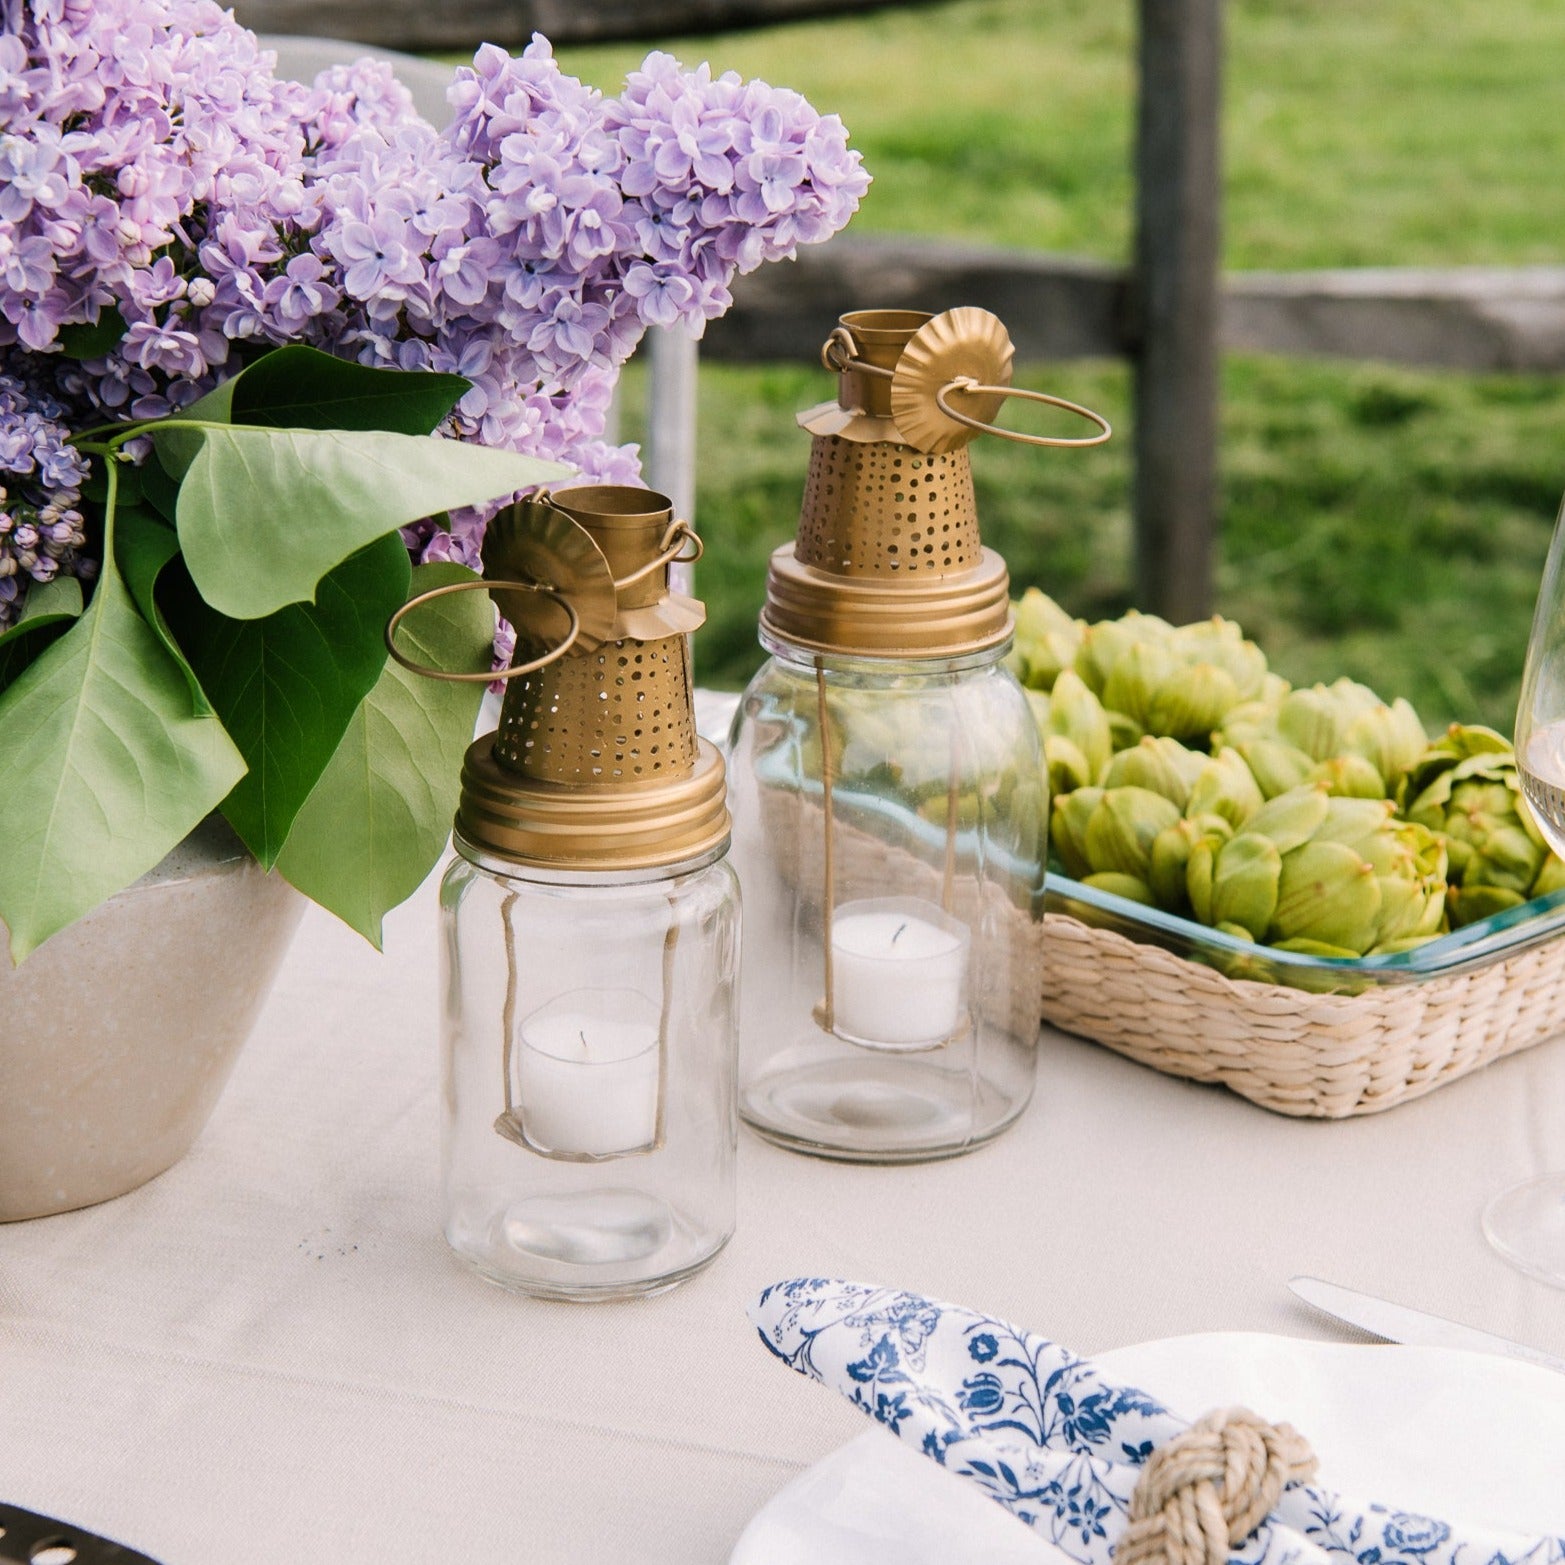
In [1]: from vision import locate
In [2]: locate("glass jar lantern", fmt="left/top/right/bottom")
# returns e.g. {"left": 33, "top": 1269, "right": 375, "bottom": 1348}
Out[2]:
{"left": 403, "top": 486, "right": 740, "bottom": 1299}
{"left": 727, "top": 307, "right": 1110, "bottom": 1162}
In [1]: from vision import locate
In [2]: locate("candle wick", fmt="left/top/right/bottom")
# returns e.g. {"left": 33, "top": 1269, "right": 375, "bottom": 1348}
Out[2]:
{"left": 892, "top": 922, "right": 908, "bottom": 945}
{"left": 578, "top": 1029, "right": 589, "bottom": 1052}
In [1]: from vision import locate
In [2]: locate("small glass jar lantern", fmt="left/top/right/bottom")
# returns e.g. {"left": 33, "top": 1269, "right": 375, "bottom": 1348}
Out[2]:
{"left": 401, "top": 486, "right": 739, "bottom": 1300}
{"left": 727, "top": 307, "right": 1110, "bottom": 1162}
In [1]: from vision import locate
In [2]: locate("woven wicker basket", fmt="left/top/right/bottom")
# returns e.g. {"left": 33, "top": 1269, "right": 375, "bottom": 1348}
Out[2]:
{"left": 1039, "top": 906, "right": 1565, "bottom": 1118}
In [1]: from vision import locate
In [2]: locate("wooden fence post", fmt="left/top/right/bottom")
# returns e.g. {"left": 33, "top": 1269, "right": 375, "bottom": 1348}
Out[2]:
{"left": 1132, "top": 0, "right": 1223, "bottom": 622}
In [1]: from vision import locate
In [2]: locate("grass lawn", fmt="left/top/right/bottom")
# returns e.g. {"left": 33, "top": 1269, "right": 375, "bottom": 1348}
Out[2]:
{"left": 538, "top": 0, "right": 1565, "bottom": 730}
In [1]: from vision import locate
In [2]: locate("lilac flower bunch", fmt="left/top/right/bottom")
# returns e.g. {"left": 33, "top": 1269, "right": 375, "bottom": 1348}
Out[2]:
{"left": 0, "top": 366, "right": 91, "bottom": 629}
{"left": 0, "top": 0, "right": 869, "bottom": 628}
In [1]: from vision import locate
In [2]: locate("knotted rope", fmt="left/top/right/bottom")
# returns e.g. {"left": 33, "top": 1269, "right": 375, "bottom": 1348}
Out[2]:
{"left": 1118, "top": 1406, "right": 1318, "bottom": 1565}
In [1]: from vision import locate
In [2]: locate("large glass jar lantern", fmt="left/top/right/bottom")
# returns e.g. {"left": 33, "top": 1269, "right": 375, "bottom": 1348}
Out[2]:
{"left": 727, "top": 308, "right": 1110, "bottom": 1162}
{"left": 403, "top": 487, "right": 740, "bottom": 1299}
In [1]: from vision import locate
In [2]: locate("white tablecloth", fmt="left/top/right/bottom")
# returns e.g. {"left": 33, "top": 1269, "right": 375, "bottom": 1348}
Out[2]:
{"left": 3, "top": 868, "right": 1564, "bottom": 1562}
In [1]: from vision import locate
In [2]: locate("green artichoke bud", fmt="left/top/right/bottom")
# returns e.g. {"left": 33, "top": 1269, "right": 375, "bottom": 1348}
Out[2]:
{"left": 1074, "top": 610, "right": 1174, "bottom": 696}
{"left": 1275, "top": 679, "right": 1427, "bottom": 790}
{"left": 1401, "top": 725, "right": 1548, "bottom": 925}
{"left": 1145, "top": 660, "right": 1244, "bottom": 744}
{"left": 1044, "top": 670, "right": 1114, "bottom": 782}
{"left": 1008, "top": 589, "right": 1084, "bottom": 691}
{"left": 1186, "top": 747, "right": 1265, "bottom": 828}
{"left": 1168, "top": 617, "right": 1270, "bottom": 703}
{"left": 1308, "top": 754, "right": 1386, "bottom": 800}
{"left": 1101, "top": 735, "right": 1207, "bottom": 809}
{"left": 1082, "top": 871, "right": 1156, "bottom": 906}
{"left": 1043, "top": 735, "right": 1092, "bottom": 797}
{"left": 1051, "top": 786, "right": 1103, "bottom": 880}
{"left": 1246, "top": 783, "right": 1333, "bottom": 853}
{"left": 1082, "top": 785, "right": 1183, "bottom": 881}
{"left": 1215, "top": 699, "right": 1287, "bottom": 750}
{"left": 1233, "top": 738, "right": 1315, "bottom": 800}
{"left": 1186, "top": 785, "right": 1446, "bottom": 955}
{"left": 1200, "top": 831, "right": 1283, "bottom": 940}
{"left": 1100, "top": 639, "right": 1178, "bottom": 729}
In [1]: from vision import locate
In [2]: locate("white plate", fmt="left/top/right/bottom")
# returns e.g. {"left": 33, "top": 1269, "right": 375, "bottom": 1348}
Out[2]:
{"left": 730, "top": 1332, "right": 1565, "bottom": 1565}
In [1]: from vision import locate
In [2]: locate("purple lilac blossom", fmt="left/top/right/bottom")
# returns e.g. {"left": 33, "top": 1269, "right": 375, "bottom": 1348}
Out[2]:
{"left": 0, "top": 365, "right": 92, "bottom": 629}
{"left": 0, "top": 5, "right": 868, "bottom": 647}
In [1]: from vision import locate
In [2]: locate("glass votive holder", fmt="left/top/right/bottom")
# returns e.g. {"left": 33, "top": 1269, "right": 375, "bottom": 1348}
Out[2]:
{"left": 440, "top": 852, "right": 740, "bottom": 1300}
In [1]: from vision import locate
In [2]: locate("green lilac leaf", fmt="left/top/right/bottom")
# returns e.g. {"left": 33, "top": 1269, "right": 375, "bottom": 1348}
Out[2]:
{"left": 153, "top": 346, "right": 468, "bottom": 480}
{"left": 56, "top": 305, "right": 126, "bottom": 361}
{"left": 0, "top": 576, "right": 83, "bottom": 696}
{"left": 160, "top": 423, "right": 569, "bottom": 619}
{"left": 217, "top": 345, "right": 469, "bottom": 433}
{"left": 274, "top": 562, "right": 492, "bottom": 947}
{"left": 115, "top": 504, "right": 213, "bottom": 716}
{"left": 167, "top": 532, "right": 412, "bottom": 868}
{"left": 0, "top": 551, "right": 247, "bottom": 964}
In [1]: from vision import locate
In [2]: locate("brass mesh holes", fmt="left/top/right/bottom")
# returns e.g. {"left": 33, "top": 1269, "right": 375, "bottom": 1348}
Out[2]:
{"left": 494, "top": 632, "right": 699, "bottom": 784}
{"left": 794, "top": 435, "right": 982, "bottom": 578}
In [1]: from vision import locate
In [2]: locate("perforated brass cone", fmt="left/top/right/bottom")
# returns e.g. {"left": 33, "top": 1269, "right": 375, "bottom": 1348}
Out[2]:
{"left": 457, "top": 485, "right": 728, "bottom": 871}
{"left": 494, "top": 630, "right": 699, "bottom": 784}
{"left": 793, "top": 437, "right": 983, "bottom": 577}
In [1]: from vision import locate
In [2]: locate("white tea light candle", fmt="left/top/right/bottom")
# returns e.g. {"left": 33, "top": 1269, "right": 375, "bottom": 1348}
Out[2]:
{"left": 518, "top": 989, "right": 662, "bottom": 1157}
{"left": 829, "top": 897, "right": 970, "bottom": 1049}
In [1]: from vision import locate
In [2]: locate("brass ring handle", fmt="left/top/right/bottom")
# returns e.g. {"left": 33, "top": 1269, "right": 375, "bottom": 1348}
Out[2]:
{"left": 385, "top": 579, "right": 579, "bottom": 684}
{"left": 610, "top": 518, "right": 704, "bottom": 591}
{"left": 821, "top": 327, "right": 895, "bottom": 381}
{"left": 933, "top": 378, "right": 1113, "bottom": 447}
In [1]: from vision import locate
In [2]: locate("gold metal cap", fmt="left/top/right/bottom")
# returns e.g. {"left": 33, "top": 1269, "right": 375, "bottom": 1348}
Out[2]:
{"left": 761, "top": 542, "right": 1013, "bottom": 658}
{"left": 456, "top": 735, "right": 730, "bottom": 872}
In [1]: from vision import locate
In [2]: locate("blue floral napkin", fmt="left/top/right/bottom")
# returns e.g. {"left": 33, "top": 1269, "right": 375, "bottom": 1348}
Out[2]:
{"left": 750, "top": 1278, "right": 1565, "bottom": 1565}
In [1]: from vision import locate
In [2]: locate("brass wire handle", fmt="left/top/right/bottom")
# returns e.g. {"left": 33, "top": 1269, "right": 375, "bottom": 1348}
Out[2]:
{"left": 821, "top": 326, "right": 1112, "bottom": 448}
{"left": 934, "top": 377, "right": 1113, "bottom": 448}
{"left": 385, "top": 578, "right": 580, "bottom": 684}
{"left": 610, "top": 516, "right": 704, "bottom": 591}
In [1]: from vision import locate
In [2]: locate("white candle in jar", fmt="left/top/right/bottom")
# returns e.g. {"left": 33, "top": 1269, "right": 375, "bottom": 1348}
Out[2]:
{"left": 828, "top": 897, "right": 970, "bottom": 1049}
{"left": 517, "top": 989, "right": 662, "bottom": 1157}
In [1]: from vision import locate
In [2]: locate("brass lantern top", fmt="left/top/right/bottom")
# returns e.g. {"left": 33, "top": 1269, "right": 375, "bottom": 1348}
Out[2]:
{"left": 454, "top": 485, "right": 730, "bottom": 874}
{"left": 760, "top": 306, "right": 1110, "bottom": 661}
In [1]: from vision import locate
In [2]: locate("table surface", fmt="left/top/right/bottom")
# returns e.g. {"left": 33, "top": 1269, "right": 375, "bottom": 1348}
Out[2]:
{"left": 4, "top": 832, "right": 1565, "bottom": 1563}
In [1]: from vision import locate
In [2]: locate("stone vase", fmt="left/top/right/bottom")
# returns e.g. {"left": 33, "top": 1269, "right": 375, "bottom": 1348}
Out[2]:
{"left": 0, "top": 817, "right": 306, "bottom": 1221}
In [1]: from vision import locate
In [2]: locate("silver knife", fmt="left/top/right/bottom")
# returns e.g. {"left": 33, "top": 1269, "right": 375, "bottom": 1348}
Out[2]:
{"left": 1289, "top": 1275, "right": 1565, "bottom": 1377}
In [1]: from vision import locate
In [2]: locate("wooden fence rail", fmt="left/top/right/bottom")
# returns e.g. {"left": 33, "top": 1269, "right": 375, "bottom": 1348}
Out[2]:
{"left": 707, "top": 236, "right": 1565, "bottom": 376}
{"left": 236, "top": 0, "right": 927, "bottom": 50}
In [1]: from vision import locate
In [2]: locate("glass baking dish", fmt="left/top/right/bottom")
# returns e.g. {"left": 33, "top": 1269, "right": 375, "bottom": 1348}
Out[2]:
{"left": 1044, "top": 871, "right": 1565, "bottom": 994}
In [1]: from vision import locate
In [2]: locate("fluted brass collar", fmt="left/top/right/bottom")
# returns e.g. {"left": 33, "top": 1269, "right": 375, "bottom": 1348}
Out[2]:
{"left": 760, "top": 543, "right": 1013, "bottom": 660}
{"left": 455, "top": 735, "right": 730, "bottom": 872}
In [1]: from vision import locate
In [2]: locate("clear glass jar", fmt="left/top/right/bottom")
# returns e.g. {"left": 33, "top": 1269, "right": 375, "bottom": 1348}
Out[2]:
{"left": 727, "top": 638, "right": 1046, "bottom": 1161}
{"left": 440, "top": 846, "right": 740, "bottom": 1300}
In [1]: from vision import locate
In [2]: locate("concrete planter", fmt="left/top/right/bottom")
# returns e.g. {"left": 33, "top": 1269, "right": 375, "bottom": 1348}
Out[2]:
{"left": 0, "top": 818, "right": 306, "bottom": 1221}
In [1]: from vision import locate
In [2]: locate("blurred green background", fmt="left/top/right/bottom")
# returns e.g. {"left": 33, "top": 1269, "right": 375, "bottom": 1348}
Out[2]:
{"left": 545, "top": 0, "right": 1565, "bottom": 726}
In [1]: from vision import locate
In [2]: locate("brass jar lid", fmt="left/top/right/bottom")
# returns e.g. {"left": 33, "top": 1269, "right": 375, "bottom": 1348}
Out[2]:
{"left": 456, "top": 734, "right": 730, "bottom": 872}
{"left": 761, "top": 543, "right": 1012, "bottom": 659}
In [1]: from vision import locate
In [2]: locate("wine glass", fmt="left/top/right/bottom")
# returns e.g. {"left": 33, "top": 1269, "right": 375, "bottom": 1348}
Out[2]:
{"left": 1482, "top": 495, "right": 1565, "bottom": 1288}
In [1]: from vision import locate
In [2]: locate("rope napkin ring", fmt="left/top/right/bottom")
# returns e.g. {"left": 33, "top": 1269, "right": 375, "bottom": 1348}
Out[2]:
{"left": 1122, "top": 1407, "right": 1319, "bottom": 1565}
{"left": 750, "top": 1279, "right": 1564, "bottom": 1565}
